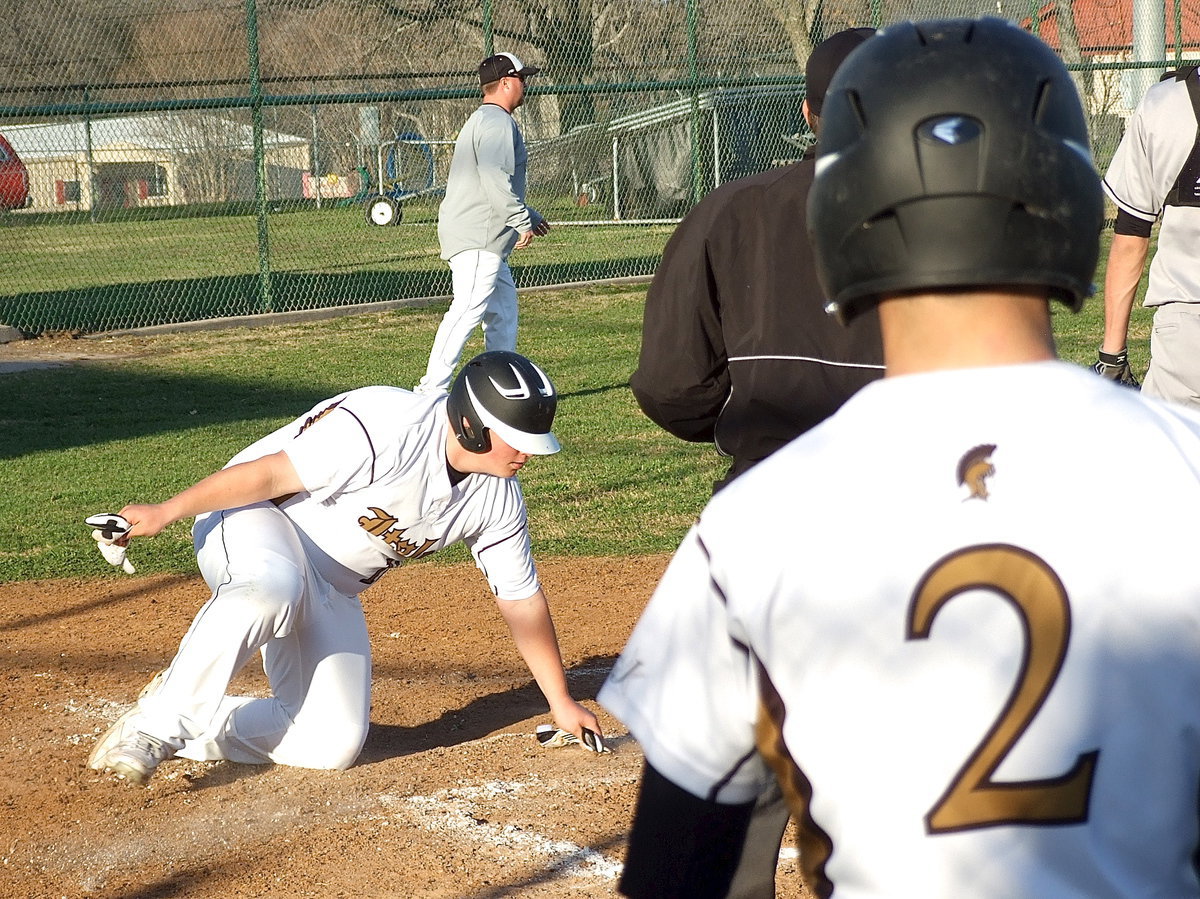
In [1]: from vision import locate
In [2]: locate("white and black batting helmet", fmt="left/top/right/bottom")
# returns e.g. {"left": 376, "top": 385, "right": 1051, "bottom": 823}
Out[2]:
{"left": 808, "top": 17, "right": 1103, "bottom": 325}
{"left": 447, "top": 351, "right": 560, "bottom": 455}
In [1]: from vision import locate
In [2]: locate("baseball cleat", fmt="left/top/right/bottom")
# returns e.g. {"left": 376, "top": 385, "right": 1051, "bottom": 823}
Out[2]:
{"left": 136, "top": 668, "right": 168, "bottom": 701}
{"left": 88, "top": 708, "right": 173, "bottom": 785}
{"left": 88, "top": 670, "right": 172, "bottom": 785}
{"left": 99, "top": 729, "right": 173, "bottom": 786}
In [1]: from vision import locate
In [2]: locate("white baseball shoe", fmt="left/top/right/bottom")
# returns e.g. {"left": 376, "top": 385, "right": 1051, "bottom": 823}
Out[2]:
{"left": 89, "top": 722, "right": 173, "bottom": 786}
{"left": 88, "top": 670, "right": 174, "bottom": 786}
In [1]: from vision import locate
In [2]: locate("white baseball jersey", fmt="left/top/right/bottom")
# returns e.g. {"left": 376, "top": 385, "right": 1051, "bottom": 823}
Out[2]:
{"left": 601, "top": 361, "right": 1200, "bottom": 898}
{"left": 135, "top": 386, "right": 541, "bottom": 771}
{"left": 1102, "top": 69, "right": 1200, "bottom": 306}
{"left": 227, "top": 386, "right": 538, "bottom": 600}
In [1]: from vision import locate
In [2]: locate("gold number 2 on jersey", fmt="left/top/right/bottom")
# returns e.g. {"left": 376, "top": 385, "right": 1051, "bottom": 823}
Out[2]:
{"left": 908, "top": 544, "right": 1098, "bottom": 833}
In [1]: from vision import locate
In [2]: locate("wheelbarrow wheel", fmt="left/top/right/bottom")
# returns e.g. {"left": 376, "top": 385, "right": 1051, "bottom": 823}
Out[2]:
{"left": 366, "top": 195, "right": 402, "bottom": 226}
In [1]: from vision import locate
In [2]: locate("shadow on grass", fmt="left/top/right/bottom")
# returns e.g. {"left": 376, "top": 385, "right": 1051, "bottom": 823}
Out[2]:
{"left": 1, "top": 258, "right": 658, "bottom": 335}
{"left": 0, "top": 360, "right": 638, "bottom": 459}
{"left": 0, "top": 364, "right": 336, "bottom": 459}
{"left": 0, "top": 269, "right": 449, "bottom": 334}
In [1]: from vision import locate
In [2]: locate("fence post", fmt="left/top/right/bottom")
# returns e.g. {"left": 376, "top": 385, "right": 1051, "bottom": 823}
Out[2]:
{"left": 83, "top": 87, "right": 98, "bottom": 224}
{"left": 1174, "top": 0, "right": 1183, "bottom": 67}
{"left": 1130, "top": 0, "right": 1165, "bottom": 105}
{"left": 245, "top": 0, "right": 274, "bottom": 314}
{"left": 686, "top": 0, "right": 703, "bottom": 205}
{"left": 310, "top": 82, "right": 322, "bottom": 210}
{"left": 483, "top": 0, "right": 494, "bottom": 56}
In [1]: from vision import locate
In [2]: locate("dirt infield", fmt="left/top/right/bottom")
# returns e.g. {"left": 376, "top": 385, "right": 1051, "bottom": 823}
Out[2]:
{"left": 1, "top": 556, "right": 810, "bottom": 899}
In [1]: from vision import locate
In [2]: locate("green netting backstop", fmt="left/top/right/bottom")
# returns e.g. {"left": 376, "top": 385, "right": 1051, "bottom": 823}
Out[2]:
{"left": 1, "top": 0, "right": 1196, "bottom": 335}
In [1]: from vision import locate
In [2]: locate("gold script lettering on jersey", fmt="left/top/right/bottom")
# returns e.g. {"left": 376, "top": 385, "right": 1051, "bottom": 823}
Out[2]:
{"left": 296, "top": 399, "right": 345, "bottom": 436}
{"left": 358, "top": 506, "right": 437, "bottom": 558}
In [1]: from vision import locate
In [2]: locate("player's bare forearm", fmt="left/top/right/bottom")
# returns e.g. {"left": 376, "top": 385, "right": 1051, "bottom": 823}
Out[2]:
{"left": 119, "top": 451, "right": 304, "bottom": 539}
{"left": 496, "top": 591, "right": 602, "bottom": 736}
{"left": 1101, "top": 233, "right": 1150, "bottom": 353}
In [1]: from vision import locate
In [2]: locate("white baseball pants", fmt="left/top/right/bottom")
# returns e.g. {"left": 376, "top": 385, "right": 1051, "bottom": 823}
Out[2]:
{"left": 414, "top": 249, "right": 518, "bottom": 395}
{"left": 134, "top": 503, "right": 372, "bottom": 770}
{"left": 1143, "top": 302, "right": 1200, "bottom": 411}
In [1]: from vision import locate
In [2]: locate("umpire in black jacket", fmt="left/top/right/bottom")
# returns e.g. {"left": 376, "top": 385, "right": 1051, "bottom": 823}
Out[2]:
{"left": 631, "top": 27, "right": 884, "bottom": 496}
{"left": 627, "top": 27, "right": 883, "bottom": 898}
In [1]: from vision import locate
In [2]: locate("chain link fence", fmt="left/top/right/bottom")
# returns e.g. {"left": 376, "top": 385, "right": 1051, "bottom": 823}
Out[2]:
{"left": 1, "top": 0, "right": 1196, "bottom": 335}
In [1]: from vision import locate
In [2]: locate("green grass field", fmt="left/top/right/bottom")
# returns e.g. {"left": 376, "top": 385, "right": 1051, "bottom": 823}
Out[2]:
{"left": 0, "top": 284, "right": 726, "bottom": 581}
{"left": 0, "top": 232, "right": 1154, "bottom": 583}
{"left": 0, "top": 209, "right": 675, "bottom": 333}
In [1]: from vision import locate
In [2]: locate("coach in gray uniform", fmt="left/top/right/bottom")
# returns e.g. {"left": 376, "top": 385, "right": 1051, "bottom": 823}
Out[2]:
{"left": 1095, "top": 65, "right": 1200, "bottom": 405}
{"left": 414, "top": 52, "right": 550, "bottom": 396}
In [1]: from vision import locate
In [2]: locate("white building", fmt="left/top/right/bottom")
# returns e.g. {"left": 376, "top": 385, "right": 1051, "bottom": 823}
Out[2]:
{"left": 4, "top": 113, "right": 310, "bottom": 213}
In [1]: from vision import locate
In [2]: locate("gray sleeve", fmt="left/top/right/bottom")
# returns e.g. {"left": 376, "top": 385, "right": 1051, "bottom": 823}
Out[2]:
{"left": 437, "top": 108, "right": 536, "bottom": 259}
{"left": 474, "top": 115, "right": 533, "bottom": 235}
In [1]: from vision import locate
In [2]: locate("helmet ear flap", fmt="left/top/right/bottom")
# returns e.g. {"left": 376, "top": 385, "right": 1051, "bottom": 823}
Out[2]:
{"left": 446, "top": 379, "right": 492, "bottom": 453}
{"left": 457, "top": 417, "right": 491, "bottom": 453}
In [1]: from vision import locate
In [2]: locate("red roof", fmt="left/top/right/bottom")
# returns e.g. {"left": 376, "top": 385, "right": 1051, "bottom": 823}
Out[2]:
{"left": 1026, "top": 0, "right": 1200, "bottom": 54}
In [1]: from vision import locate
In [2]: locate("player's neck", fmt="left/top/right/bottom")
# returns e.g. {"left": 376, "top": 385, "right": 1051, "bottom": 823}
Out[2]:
{"left": 878, "top": 288, "right": 1059, "bottom": 377}
{"left": 482, "top": 89, "right": 519, "bottom": 115}
{"left": 445, "top": 436, "right": 477, "bottom": 475}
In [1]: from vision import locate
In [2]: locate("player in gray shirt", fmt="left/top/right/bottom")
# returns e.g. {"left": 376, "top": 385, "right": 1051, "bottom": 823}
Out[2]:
{"left": 1095, "top": 66, "right": 1200, "bottom": 405}
{"left": 414, "top": 53, "right": 550, "bottom": 396}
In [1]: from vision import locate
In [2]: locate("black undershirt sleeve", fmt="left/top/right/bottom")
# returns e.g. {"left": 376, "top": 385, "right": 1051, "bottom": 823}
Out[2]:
{"left": 1113, "top": 207, "right": 1154, "bottom": 238}
{"left": 618, "top": 761, "right": 757, "bottom": 898}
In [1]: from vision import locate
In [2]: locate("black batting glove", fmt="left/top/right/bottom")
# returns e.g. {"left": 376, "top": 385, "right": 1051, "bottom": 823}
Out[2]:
{"left": 1092, "top": 348, "right": 1140, "bottom": 389}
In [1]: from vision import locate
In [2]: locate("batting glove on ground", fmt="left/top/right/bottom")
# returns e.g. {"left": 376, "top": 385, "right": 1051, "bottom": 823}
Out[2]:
{"left": 535, "top": 724, "right": 610, "bottom": 753}
{"left": 86, "top": 513, "right": 136, "bottom": 574}
{"left": 1093, "top": 349, "right": 1140, "bottom": 388}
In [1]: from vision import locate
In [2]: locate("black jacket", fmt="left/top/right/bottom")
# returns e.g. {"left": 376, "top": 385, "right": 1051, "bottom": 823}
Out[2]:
{"left": 631, "top": 151, "right": 884, "bottom": 491}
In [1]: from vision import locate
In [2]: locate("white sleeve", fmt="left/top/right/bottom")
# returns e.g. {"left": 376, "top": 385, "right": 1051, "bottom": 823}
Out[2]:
{"left": 1102, "top": 106, "right": 1161, "bottom": 222}
{"left": 283, "top": 405, "right": 376, "bottom": 504}
{"left": 599, "top": 527, "right": 771, "bottom": 804}
{"left": 468, "top": 521, "right": 538, "bottom": 600}
{"left": 1101, "top": 81, "right": 1196, "bottom": 224}
{"left": 465, "top": 481, "right": 538, "bottom": 600}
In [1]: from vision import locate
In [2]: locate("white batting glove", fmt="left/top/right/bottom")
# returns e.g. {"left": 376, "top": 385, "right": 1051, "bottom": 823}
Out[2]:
{"left": 86, "top": 513, "right": 136, "bottom": 574}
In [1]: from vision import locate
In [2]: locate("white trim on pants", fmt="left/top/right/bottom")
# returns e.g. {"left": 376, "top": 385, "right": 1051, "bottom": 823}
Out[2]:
{"left": 135, "top": 503, "right": 372, "bottom": 770}
{"left": 415, "top": 249, "right": 518, "bottom": 394}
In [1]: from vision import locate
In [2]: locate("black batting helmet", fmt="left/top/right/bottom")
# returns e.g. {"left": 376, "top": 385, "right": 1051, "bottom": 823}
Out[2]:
{"left": 447, "top": 351, "right": 560, "bottom": 455}
{"left": 808, "top": 17, "right": 1103, "bottom": 325}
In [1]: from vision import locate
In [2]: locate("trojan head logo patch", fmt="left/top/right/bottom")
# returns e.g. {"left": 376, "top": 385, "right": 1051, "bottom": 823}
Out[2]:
{"left": 957, "top": 444, "right": 997, "bottom": 501}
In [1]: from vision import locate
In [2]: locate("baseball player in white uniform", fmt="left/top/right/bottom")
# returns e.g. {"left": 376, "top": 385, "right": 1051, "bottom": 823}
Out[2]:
{"left": 89, "top": 351, "right": 601, "bottom": 786}
{"left": 1095, "top": 63, "right": 1200, "bottom": 403}
{"left": 601, "top": 19, "right": 1200, "bottom": 898}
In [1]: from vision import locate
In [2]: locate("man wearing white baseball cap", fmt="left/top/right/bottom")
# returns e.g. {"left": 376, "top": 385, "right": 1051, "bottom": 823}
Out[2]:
{"left": 414, "top": 51, "right": 551, "bottom": 397}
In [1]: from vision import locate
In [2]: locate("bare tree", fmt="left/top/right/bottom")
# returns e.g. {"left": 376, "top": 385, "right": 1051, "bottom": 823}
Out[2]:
{"left": 152, "top": 112, "right": 248, "bottom": 204}
{"left": 0, "top": 0, "right": 135, "bottom": 104}
{"left": 757, "top": 0, "right": 823, "bottom": 65}
{"left": 349, "top": 0, "right": 661, "bottom": 134}
{"left": 1050, "top": 0, "right": 1089, "bottom": 104}
{"left": 113, "top": 4, "right": 246, "bottom": 90}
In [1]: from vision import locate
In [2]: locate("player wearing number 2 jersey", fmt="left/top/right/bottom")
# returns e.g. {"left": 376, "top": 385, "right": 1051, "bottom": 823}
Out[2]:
{"left": 600, "top": 18, "right": 1200, "bottom": 898}
{"left": 88, "top": 351, "right": 600, "bottom": 786}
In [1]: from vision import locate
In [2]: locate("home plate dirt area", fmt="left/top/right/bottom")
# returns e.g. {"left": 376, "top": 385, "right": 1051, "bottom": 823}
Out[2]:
{"left": 1, "top": 555, "right": 812, "bottom": 898}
